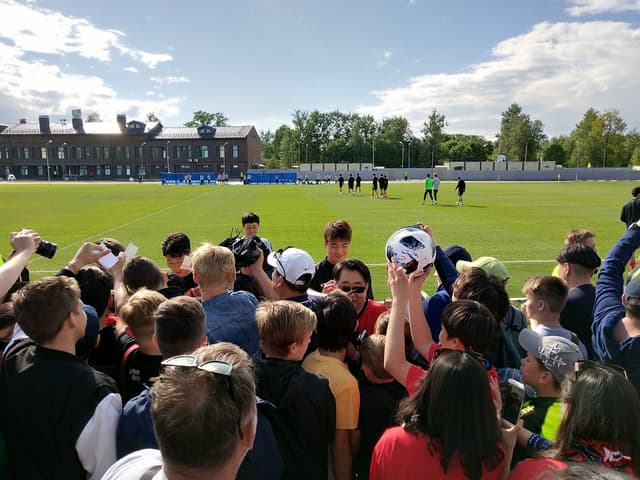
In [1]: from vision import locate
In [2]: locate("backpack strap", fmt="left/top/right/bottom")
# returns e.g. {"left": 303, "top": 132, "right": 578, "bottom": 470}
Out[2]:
{"left": 120, "top": 343, "right": 139, "bottom": 397}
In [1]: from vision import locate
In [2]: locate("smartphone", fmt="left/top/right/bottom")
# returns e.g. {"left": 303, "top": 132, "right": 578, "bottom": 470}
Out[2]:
{"left": 501, "top": 379, "right": 526, "bottom": 425}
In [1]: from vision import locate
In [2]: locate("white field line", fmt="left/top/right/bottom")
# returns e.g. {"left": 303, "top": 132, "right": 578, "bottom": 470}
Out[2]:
{"left": 30, "top": 258, "right": 556, "bottom": 274}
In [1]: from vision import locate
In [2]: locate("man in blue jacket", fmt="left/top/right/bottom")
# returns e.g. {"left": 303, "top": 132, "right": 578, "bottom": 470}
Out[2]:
{"left": 593, "top": 220, "right": 640, "bottom": 394}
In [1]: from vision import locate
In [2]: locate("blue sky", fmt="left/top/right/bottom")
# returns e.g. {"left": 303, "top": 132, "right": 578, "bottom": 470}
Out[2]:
{"left": 1, "top": 0, "right": 639, "bottom": 139}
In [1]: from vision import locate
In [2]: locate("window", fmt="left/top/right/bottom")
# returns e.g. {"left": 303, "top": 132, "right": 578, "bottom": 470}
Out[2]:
{"left": 219, "top": 145, "right": 225, "bottom": 158}
{"left": 96, "top": 165, "right": 102, "bottom": 176}
{"left": 201, "top": 146, "right": 209, "bottom": 158}
{"left": 94, "top": 147, "right": 101, "bottom": 159}
{"left": 75, "top": 147, "right": 83, "bottom": 159}
{"left": 0, "top": 148, "right": 7, "bottom": 160}
{"left": 232, "top": 145, "right": 238, "bottom": 158}
{"left": 125, "top": 147, "right": 132, "bottom": 159}
{"left": 37, "top": 166, "right": 44, "bottom": 176}
{"left": 103, "top": 147, "right": 110, "bottom": 160}
{"left": 57, "top": 147, "right": 65, "bottom": 160}
{"left": 20, "top": 166, "right": 29, "bottom": 176}
{"left": 116, "top": 165, "right": 123, "bottom": 175}
{"left": 115, "top": 146, "right": 124, "bottom": 160}
{"left": 152, "top": 147, "right": 161, "bottom": 160}
{"left": 40, "top": 147, "right": 47, "bottom": 160}
{"left": 125, "top": 166, "right": 131, "bottom": 176}
{"left": 104, "top": 165, "right": 111, "bottom": 176}
{"left": 79, "top": 166, "right": 87, "bottom": 176}
{"left": 21, "top": 147, "right": 30, "bottom": 160}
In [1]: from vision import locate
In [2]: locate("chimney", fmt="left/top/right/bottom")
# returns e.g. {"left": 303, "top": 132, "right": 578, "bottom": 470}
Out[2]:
{"left": 39, "top": 115, "right": 50, "bottom": 134}
{"left": 117, "top": 114, "right": 126, "bottom": 132}
{"left": 72, "top": 117, "right": 84, "bottom": 131}
{"left": 19, "top": 118, "right": 26, "bottom": 124}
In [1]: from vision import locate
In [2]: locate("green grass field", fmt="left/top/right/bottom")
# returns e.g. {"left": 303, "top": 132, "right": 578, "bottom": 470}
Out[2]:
{"left": 0, "top": 180, "right": 632, "bottom": 299}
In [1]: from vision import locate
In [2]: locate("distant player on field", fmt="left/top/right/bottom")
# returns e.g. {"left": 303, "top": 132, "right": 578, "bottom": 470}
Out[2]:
{"left": 455, "top": 177, "right": 466, "bottom": 206}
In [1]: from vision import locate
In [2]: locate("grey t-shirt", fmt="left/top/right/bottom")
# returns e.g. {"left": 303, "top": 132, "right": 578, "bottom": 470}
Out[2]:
{"left": 534, "top": 324, "right": 589, "bottom": 359}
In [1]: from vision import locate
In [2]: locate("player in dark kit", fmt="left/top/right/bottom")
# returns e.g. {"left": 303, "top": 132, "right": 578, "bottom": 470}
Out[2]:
{"left": 338, "top": 174, "right": 345, "bottom": 194}
{"left": 348, "top": 174, "right": 355, "bottom": 195}
{"left": 372, "top": 174, "right": 379, "bottom": 199}
{"left": 355, "top": 174, "right": 362, "bottom": 193}
{"left": 455, "top": 177, "right": 466, "bottom": 206}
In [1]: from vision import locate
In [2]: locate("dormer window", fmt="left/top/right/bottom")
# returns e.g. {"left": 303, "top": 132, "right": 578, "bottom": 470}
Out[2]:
{"left": 197, "top": 126, "right": 216, "bottom": 137}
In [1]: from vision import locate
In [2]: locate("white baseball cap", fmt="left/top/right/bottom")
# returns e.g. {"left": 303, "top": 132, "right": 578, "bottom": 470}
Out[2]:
{"left": 267, "top": 247, "right": 315, "bottom": 287}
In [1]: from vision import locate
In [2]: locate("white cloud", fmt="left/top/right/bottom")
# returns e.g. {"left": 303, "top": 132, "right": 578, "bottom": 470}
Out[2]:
{"left": 565, "top": 0, "right": 640, "bottom": 16}
{"left": 124, "top": 66, "right": 139, "bottom": 73}
{"left": 150, "top": 76, "right": 190, "bottom": 85}
{"left": 357, "top": 21, "right": 640, "bottom": 138}
{"left": 0, "top": 1, "right": 172, "bottom": 68}
{"left": 0, "top": 34, "right": 181, "bottom": 124}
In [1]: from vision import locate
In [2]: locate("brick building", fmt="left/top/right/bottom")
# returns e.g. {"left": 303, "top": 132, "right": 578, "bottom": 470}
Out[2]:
{"left": 0, "top": 111, "right": 261, "bottom": 180}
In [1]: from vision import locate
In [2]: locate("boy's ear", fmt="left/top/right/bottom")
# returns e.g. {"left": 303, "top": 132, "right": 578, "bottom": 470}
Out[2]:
{"left": 449, "top": 337, "right": 460, "bottom": 348}
{"left": 536, "top": 298, "right": 546, "bottom": 311}
{"left": 125, "top": 326, "right": 134, "bottom": 338}
{"left": 539, "top": 369, "right": 555, "bottom": 386}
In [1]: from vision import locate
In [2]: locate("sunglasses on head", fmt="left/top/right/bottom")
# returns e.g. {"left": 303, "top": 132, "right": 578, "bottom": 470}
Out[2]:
{"left": 161, "top": 354, "right": 243, "bottom": 438}
{"left": 339, "top": 285, "right": 367, "bottom": 295}
{"left": 273, "top": 246, "right": 294, "bottom": 280}
{"left": 574, "top": 359, "right": 628, "bottom": 381}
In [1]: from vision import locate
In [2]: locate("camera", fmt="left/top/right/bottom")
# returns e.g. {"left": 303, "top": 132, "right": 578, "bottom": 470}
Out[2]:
{"left": 36, "top": 240, "right": 57, "bottom": 259}
{"left": 231, "top": 235, "right": 265, "bottom": 268}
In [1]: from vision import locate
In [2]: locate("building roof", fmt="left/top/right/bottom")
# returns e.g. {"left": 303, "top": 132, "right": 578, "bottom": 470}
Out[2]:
{"left": 0, "top": 122, "right": 254, "bottom": 139}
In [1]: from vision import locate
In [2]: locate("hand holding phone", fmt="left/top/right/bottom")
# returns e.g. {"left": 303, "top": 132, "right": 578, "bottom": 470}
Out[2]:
{"left": 501, "top": 379, "right": 526, "bottom": 426}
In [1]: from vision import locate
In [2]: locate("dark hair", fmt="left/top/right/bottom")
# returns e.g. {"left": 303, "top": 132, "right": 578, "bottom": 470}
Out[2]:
{"left": 75, "top": 266, "right": 113, "bottom": 317}
{"left": 241, "top": 212, "right": 260, "bottom": 225}
{"left": 155, "top": 296, "right": 206, "bottom": 358}
{"left": 440, "top": 300, "right": 498, "bottom": 354}
{"left": 124, "top": 256, "right": 164, "bottom": 291}
{"left": 162, "top": 233, "right": 192, "bottom": 257}
{"left": 632, "top": 187, "right": 640, "bottom": 197}
{"left": 313, "top": 293, "right": 358, "bottom": 351}
{"left": 553, "top": 363, "right": 640, "bottom": 474}
{"left": 95, "top": 237, "right": 125, "bottom": 256}
{"left": 555, "top": 243, "right": 601, "bottom": 273}
{"left": 333, "top": 258, "right": 372, "bottom": 285}
{"left": 0, "top": 302, "right": 16, "bottom": 331}
{"left": 452, "top": 268, "right": 510, "bottom": 325}
{"left": 323, "top": 220, "right": 352, "bottom": 243}
{"left": 397, "top": 349, "right": 503, "bottom": 479}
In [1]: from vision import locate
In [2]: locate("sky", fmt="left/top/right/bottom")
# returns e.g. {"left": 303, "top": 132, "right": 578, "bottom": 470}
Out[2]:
{"left": 0, "top": 0, "right": 639, "bottom": 139}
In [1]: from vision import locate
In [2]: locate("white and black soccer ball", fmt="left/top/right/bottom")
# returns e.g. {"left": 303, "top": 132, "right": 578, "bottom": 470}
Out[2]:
{"left": 385, "top": 227, "right": 436, "bottom": 273}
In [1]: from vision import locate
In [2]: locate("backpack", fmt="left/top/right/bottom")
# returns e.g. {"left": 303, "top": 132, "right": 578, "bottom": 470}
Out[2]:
{"left": 493, "top": 306, "right": 527, "bottom": 369}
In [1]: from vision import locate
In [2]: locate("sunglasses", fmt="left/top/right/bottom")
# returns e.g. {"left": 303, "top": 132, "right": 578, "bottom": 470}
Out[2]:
{"left": 432, "top": 348, "right": 491, "bottom": 371}
{"left": 338, "top": 285, "right": 367, "bottom": 295}
{"left": 574, "top": 359, "right": 628, "bottom": 380}
{"left": 161, "top": 355, "right": 242, "bottom": 438}
{"left": 273, "top": 246, "right": 294, "bottom": 280}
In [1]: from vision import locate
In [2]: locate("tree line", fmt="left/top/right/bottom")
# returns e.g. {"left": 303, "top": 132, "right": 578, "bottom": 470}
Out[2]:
{"left": 257, "top": 105, "right": 640, "bottom": 169}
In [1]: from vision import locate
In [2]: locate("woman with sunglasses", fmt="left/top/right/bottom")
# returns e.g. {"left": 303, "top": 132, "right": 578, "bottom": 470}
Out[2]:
{"left": 370, "top": 348, "right": 515, "bottom": 480}
{"left": 334, "top": 259, "right": 388, "bottom": 336}
{"left": 510, "top": 361, "right": 640, "bottom": 479}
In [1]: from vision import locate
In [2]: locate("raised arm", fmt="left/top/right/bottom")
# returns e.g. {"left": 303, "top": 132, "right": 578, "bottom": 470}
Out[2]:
{"left": 0, "top": 230, "right": 39, "bottom": 300}
{"left": 383, "top": 261, "right": 412, "bottom": 387}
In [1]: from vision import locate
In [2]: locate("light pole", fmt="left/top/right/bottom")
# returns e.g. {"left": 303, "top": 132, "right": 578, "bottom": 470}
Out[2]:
{"left": 408, "top": 140, "right": 412, "bottom": 169}
{"left": 166, "top": 141, "right": 171, "bottom": 173}
{"left": 62, "top": 142, "right": 67, "bottom": 181}
{"left": 372, "top": 140, "right": 376, "bottom": 169}
{"left": 398, "top": 141, "right": 405, "bottom": 169}
{"left": 139, "top": 141, "right": 146, "bottom": 181}
{"left": 222, "top": 142, "right": 228, "bottom": 177}
{"left": 45, "top": 140, "right": 53, "bottom": 185}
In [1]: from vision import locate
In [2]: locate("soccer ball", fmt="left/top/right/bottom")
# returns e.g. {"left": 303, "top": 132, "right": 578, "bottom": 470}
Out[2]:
{"left": 385, "top": 227, "right": 436, "bottom": 273}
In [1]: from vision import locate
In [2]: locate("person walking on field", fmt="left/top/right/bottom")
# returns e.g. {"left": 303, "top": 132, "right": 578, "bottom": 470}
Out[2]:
{"left": 421, "top": 174, "right": 434, "bottom": 205}
{"left": 455, "top": 177, "right": 466, "bottom": 206}
{"left": 432, "top": 174, "right": 440, "bottom": 205}
{"left": 338, "top": 174, "right": 344, "bottom": 194}
{"left": 372, "top": 174, "right": 379, "bottom": 199}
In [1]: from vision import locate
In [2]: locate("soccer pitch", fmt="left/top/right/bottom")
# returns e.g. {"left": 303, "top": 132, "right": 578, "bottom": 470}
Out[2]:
{"left": 1, "top": 180, "right": 633, "bottom": 299}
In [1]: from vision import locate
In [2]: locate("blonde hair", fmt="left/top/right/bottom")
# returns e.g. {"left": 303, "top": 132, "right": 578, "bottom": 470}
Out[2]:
{"left": 361, "top": 334, "right": 392, "bottom": 380}
{"left": 192, "top": 244, "right": 235, "bottom": 288}
{"left": 119, "top": 288, "right": 165, "bottom": 338}
{"left": 256, "top": 301, "right": 317, "bottom": 357}
{"left": 522, "top": 276, "right": 568, "bottom": 313}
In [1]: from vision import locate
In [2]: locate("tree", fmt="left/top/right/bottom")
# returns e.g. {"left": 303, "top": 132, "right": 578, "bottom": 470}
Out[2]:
{"left": 601, "top": 109, "right": 626, "bottom": 167}
{"left": 184, "top": 111, "right": 228, "bottom": 127}
{"left": 85, "top": 112, "right": 101, "bottom": 122}
{"left": 146, "top": 112, "right": 159, "bottom": 122}
{"left": 422, "top": 109, "right": 447, "bottom": 167}
{"left": 496, "top": 103, "right": 545, "bottom": 162}
{"left": 259, "top": 129, "right": 275, "bottom": 162}
{"left": 541, "top": 137, "right": 568, "bottom": 165}
{"left": 569, "top": 108, "right": 627, "bottom": 167}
